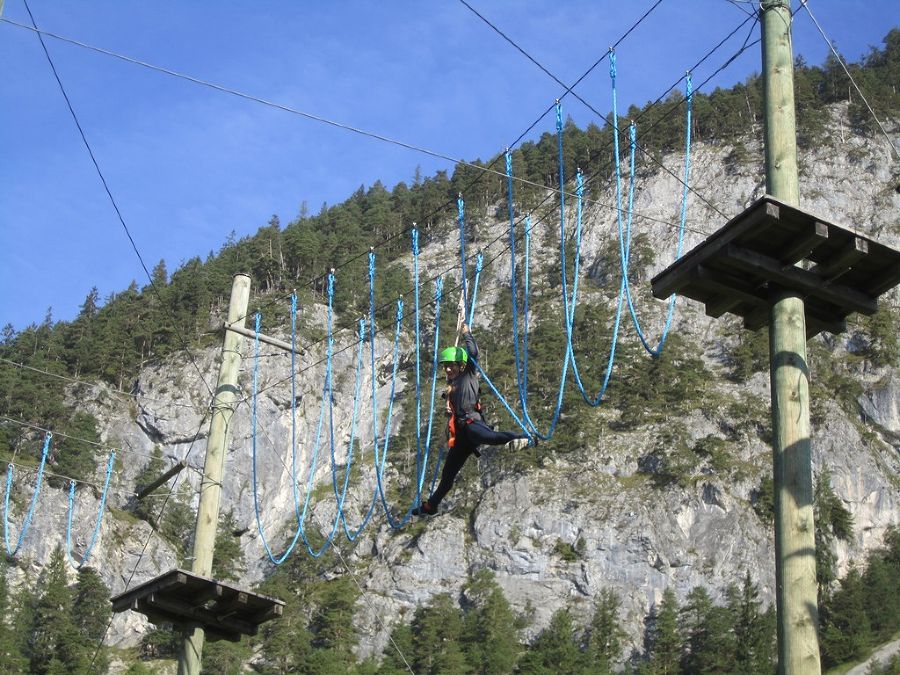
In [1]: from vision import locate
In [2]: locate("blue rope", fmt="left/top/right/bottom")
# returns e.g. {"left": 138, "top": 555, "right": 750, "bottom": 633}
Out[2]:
{"left": 65, "top": 450, "right": 115, "bottom": 568}
{"left": 611, "top": 51, "right": 694, "bottom": 356}
{"left": 296, "top": 271, "right": 352, "bottom": 557}
{"left": 503, "top": 130, "right": 571, "bottom": 442}
{"left": 371, "top": 298, "right": 412, "bottom": 529}
{"left": 410, "top": 231, "right": 445, "bottom": 501}
{"left": 467, "top": 251, "right": 484, "bottom": 327}
{"left": 457, "top": 195, "right": 469, "bottom": 320}
{"left": 4, "top": 432, "right": 52, "bottom": 557}
{"left": 337, "top": 319, "right": 372, "bottom": 541}
{"left": 252, "top": 298, "right": 305, "bottom": 564}
{"left": 357, "top": 252, "right": 410, "bottom": 531}
{"left": 505, "top": 157, "right": 541, "bottom": 435}
{"left": 425, "top": 277, "right": 446, "bottom": 496}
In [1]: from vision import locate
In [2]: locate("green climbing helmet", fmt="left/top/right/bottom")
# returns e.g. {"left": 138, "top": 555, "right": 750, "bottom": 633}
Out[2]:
{"left": 439, "top": 346, "right": 468, "bottom": 365}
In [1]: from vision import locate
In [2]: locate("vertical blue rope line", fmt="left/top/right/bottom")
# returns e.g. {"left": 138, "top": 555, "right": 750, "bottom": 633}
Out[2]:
{"left": 65, "top": 450, "right": 115, "bottom": 568}
{"left": 425, "top": 277, "right": 445, "bottom": 496}
{"left": 368, "top": 251, "right": 379, "bottom": 466}
{"left": 372, "top": 298, "right": 414, "bottom": 529}
{"left": 561, "top": 165, "right": 627, "bottom": 407}
{"left": 346, "top": 252, "right": 387, "bottom": 536}
{"left": 505, "top": 199, "right": 551, "bottom": 434}
{"left": 612, "top": 54, "right": 694, "bottom": 356}
{"left": 4, "top": 432, "right": 52, "bottom": 556}
{"left": 252, "top": 308, "right": 304, "bottom": 564}
{"left": 506, "top": 150, "right": 529, "bottom": 419}
{"left": 467, "top": 251, "right": 484, "bottom": 327}
{"left": 289, "top": 293, "right": 301, "bottom": 523}
{"left": 357, "top": 253, "right": 407, "bottom": 532}
{"left": 523, "top": 216, "right": 532, "bottom": 396}
{"left": 409, "top": 233, "right": 444, "bottom": 504}
{"left": 411, "top": 228, "right": 425, "bottom": 501}
{"left": 339, "top": 319, "right": 371, "bottom": 541}
{"left": 457, "top": 195, "right": 469, "bottom": 319}
{"left": 297, "top": 272, "right": 347, "bottom": 557}
{"left": 312, "top": 271, "right": 361, "bottom": 556}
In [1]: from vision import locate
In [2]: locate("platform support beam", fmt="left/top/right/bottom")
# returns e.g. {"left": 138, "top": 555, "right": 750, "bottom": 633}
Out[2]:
{"left": 179, "top": 273, "right": 251, "bottom": 675}
{"left": 761, "top": 2, "right": 821, "bottom": 673}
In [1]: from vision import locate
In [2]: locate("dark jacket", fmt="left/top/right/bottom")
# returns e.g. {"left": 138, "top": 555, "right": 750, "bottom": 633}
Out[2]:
{"left": 447, "top": 331, "right": 482, "bottom": 423}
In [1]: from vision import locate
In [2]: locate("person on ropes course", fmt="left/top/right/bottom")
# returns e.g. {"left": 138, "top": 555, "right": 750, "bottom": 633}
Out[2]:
{"left": 413, "top": 322, "right": 531, "bottom": 517}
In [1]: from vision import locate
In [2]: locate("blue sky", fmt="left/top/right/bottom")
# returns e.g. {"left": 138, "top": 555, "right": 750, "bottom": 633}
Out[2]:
{"left": 1, "top": 1, "right": 895, "bottom": 331}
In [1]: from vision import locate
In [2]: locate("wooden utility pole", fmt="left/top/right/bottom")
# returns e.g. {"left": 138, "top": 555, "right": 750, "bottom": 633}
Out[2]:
{"left": 761, "top": 2, "right": 821, "bottom": 673}
{"left": 179, "top": 273, "right": 251, "bottom": 675}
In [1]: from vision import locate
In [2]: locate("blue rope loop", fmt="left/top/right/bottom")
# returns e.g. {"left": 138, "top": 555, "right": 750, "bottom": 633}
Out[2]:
{"left": 457, "top": 195, "right": 469, "bottom": 320}
{"left": 252, "top": 305, "right": 307, "bottom": 564}
{"left": 337, "top": 318, "right": 370, "bottom": 541}
{"left": 65, "top": 449, "right": 116, "bottom": 568}
{"left": 4, "top": 432, "right": 52, "bottom": 557}
{"left": 610, "top": 59, "right": 693, "bottom": 356}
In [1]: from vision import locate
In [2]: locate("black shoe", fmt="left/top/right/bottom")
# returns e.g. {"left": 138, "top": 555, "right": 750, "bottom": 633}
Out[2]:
{"left": 412, "top": 500, "right": 437, "bottom": 517}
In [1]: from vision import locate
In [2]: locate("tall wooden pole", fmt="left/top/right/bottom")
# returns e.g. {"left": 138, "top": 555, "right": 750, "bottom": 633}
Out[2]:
{"left": 760, "top": 2, "right": 821, "bottom": 673}
{"left": 179, "top": 273, "right": 251, "bottom": 675}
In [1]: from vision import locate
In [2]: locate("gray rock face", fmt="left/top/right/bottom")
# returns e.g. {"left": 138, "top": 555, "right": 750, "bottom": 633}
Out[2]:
{"left": 4, "top": 107, "right": 899, "bottom": 660}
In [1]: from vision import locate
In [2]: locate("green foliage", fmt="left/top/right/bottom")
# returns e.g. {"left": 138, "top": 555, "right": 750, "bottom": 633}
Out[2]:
{"left": 212, "top": 509, "right": 245, "bottom": 582}
{"left": 726, "top": 328, "right": 768, "bottom": 383}
{"left": 0, "top": 560, "right": 29, "bottom": 673}
{"left": 727, "top": 571, "right": 776, "bottom": 675}
{"left": 553, "top": 539, "right": 582, "bottom": 563}
{"left": 517, "top": 608, "right": 584, "bottom": 675}
{"left": 645, "top": 588, "right": 682, "bottom": 675}
{"left": 72, "top": 566, "right": 112, "bottom": 673}
{"left": 752, "top": 474, "right": 775, "bottom": 524}
{"left": 131, "top": 446, "right": 167, "bottom": 525}
{"left": 679, "top": 586, "right": 734, "bottom": 674}
{"left": 585, "top": 588, "right": 627, "bottom": 673}
{"left": 461, "top": 569, "right": 523, "bottom": 674}
{"left": 820, "top": 526, "right": 900, "bottom": 668}
{"left": 159, "top": 482, "right": 196, "bottom": 564}
{"left": 253, "top": 550, "right": 361, "bottom": 674}
{"left": 858, "top": 307, "right": 900, "bottom": 368}
{"left": 611, "top": 334, "right": 710, "bottom": 432}
{"left": 28, "top": 547, "right": 79, "bottom": 674}
{"left": 815, "top": 469, "right": 855, "bottom": 602}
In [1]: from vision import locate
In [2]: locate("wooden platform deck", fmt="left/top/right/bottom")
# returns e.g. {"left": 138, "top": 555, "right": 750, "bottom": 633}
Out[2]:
{"left": 651, "top": 195, "right": 900, "bottom": 338}
{"left": 111, "top": 569, "right": 284, "bottom": 642}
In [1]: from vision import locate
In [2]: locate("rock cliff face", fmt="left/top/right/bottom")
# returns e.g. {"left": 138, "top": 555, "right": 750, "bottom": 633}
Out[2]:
{"left": 4, "top": 108, "right": 899, "bottom": 659}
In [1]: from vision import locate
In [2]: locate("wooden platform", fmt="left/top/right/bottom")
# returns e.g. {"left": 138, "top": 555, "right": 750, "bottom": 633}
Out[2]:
{"left": 651, "top": 195, "right": 900, "bottom": 338}
{"left": 111, "top": 569, "right": 284, "bottom": 642}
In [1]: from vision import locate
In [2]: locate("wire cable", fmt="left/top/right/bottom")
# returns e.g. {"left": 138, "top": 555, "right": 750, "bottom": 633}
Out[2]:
{"left": 797, "top": 0, "right": 899, "bottom": 160}
{"left": 19, "top": 1, "right": 215, "bottom": 401}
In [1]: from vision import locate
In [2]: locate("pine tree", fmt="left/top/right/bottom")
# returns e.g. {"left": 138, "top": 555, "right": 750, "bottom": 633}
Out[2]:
{"left": 0, "top": 564, "right": 29, "bottom": 672}
{"left": 28, "top": 547, "right": 78, "bottom": 674}
{"left": 409, "top": 593, "right": 468, "bottom": 674}
{"left": 212, "top": 509, "right": 245, "bottom": 582}
{"left": 729, "top": 571, "right": 776, "bottom": 675}
{"left": 460, "top": 569, "right": 521, "bottom": 674}
{"left": 645, "top": 588, "right": 681, "bottom": 675}
{"left": 679, "top": 586, "right": 734, "bottom": 674}
{"left": 517, "top": 608, "right": 584, "bottom": 675}
{"left": 820, "top": 568, "right": 872, "bottom": 667}
{"left": 72, "top": 566, "right": 112, "bottom": 673}
{"left": 585, "top": 588, "right": 627, "bottom": 674}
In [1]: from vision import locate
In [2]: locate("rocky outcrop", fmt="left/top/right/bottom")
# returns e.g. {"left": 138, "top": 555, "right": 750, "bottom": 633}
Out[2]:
{"left": 4, "top": 108, "right": 899, "bottom": 660}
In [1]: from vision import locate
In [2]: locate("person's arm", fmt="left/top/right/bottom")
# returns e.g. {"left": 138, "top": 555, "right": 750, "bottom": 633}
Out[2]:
{"left": 461, "top": 323, "right": 478, "bottom": 362}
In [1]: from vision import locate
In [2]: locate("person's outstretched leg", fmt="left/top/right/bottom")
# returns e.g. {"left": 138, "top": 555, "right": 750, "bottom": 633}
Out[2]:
{"left": 463, "top": 420, "right": 529, "bottom": 447}
{"left": 414, "top": 444, "right": 472, "bottom": 515}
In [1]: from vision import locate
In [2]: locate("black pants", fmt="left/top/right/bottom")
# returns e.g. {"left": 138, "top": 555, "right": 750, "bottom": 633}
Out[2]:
{"left": 428, "top": 420, "right": 527, "bottom": 508}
